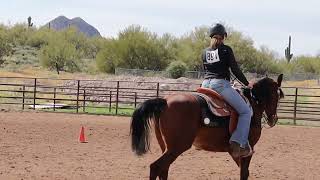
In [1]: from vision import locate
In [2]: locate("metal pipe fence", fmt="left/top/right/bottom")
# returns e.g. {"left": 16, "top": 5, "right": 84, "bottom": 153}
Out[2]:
{"left": 0, "top": 77, "right": 319, "bottom": 123}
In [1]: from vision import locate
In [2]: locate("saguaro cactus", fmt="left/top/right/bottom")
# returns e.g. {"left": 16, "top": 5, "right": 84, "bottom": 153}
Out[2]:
{"left": 27, "top": 16, "right": 33, "bottom": 27}
{"left": 285, "top": 36, "right": 293, "bottom": 63}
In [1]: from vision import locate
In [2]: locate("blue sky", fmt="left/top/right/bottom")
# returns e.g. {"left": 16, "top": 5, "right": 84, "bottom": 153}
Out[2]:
{"left": 1, "top": 0, "right": 320, "bottom": 56}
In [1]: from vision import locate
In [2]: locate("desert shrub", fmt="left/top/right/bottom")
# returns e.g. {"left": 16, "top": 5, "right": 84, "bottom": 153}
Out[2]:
{"left": 40, "top": 36, "right": 80, "bottom": 73}
{"left": 166, "top": 61, "right": 187, "bottom": 79}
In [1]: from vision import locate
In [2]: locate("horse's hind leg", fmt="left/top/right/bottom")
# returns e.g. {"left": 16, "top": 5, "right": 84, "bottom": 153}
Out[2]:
{"left": 150, "top": 95, "right": 200, "bottom": 180}
{"left": 154, "top": 123, "right": 169, "bottom": 179}
{"left": 155, "top": 121, "right": 166, "bottom": 152}
{"left": 150, "top": 124, "right": 197, "bottom": 180}
{"left": 149, "top": 151, "right": 181, "bottom": 180}
{"left": 152, "top": 125, "right": 186, "bottom": 180}
{"left": 159, "top": 169, "right": 168, "bottom": 180}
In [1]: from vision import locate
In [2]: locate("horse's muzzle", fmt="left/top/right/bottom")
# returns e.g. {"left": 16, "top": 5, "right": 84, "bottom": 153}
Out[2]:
{"left": 267, "top": 114, "right": 278, "bottom": 127}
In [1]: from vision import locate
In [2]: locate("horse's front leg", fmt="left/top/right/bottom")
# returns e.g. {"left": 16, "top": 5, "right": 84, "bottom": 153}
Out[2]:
{"left": 240, "top": 155, "right": 252, "bottom": 180}
{"left": 228, "top": 152, "right": 253, "bottom": 180}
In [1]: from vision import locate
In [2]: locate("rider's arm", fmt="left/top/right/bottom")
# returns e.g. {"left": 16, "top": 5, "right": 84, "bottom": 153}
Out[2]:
{"left": 227, "top": 47, "right": 249, "bottom": 86}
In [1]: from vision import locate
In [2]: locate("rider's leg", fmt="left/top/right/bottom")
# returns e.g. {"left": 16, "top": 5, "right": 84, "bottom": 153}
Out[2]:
{"left": 201, "top": 79, "right": 210, "bottom": 88}
{"left": 220, "top": 87, "right": 252, "bottom": 147}
{"left": 207, "top": 79, "right": 253, "bottom": 149}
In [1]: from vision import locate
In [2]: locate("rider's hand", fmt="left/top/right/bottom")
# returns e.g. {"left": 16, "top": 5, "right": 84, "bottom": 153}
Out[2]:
{"left": 247, "top": 81, "right": 254, "bottom": 89}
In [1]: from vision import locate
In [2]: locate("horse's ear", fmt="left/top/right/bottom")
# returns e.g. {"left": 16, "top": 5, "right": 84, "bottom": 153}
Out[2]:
{"left": 277, "top": 74, "right": 283, "bottom": 87}
{"left": 265, "top": 74, "right": 268, "bottom": 78}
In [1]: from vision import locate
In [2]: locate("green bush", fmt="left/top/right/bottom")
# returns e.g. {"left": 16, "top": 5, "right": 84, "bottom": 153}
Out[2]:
{"left": 294, "top": 56, "right": 320, "bottom": 74}
{"left": 174, "top": 26, "right": 209, "bottom": 71}
{"left": 40, "top": 36, "right": 80, "bottom": 73}
{"left": 116, "top": 25, "right": 170, "bottom": 70}
{"left": 26, "top": 29, "right": 51, "bottom": 48}
{"left": 2, "top": 22, "right": 320, "bottom": 76}
{"left": 0, "top": 32, "right": 11, "bottom": 65}
{"left": 6, "top": 23, "right": 33, "bottom": 46}
{"left": 96, "top": 40, "right": 117, "bottom": 73}
{"left": 166, "top": 61, "right": 187, "bottom": 79}
{"left": 95, "top": 25, "right": 172, "bottom": 73}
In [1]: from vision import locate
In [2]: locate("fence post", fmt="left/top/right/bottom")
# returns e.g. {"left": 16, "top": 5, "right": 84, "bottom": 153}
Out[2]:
{"left": 109, "top": 91, "right": 112, "bottom": 112}
{"left": 33, "top": 78, "right": 37, "bottom": 110}
{"left": 76, "top": 80, "right": 80, "bottom": 113}
{"left": 83, "top": 89, "right": 86, "bottom": 113}
{"left": 53, "top": 88, "right": 56, "bottom": 112}
{"left": 156, "top": 82, "right": 159, "bottom": 97}
{"left": 293, "top": 88, "right": 298, "bottom": 125}
{"left": 116, "top": 81, "right": 119, "bottom": 115}
{"left": 134, "top": 92, "right": 137, "bottom": 108}
{"left": 22, "top": 85, "right": 25, "bottom": 110}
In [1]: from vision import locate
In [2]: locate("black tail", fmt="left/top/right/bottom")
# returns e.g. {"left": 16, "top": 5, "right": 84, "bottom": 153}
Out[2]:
{"left": 130, "top": 98, "right": 167, "bottom": 156}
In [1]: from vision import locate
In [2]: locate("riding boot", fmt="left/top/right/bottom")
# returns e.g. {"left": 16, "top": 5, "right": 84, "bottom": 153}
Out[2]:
{"left": 230, "top": 141, "right": 254, "bottom": 158}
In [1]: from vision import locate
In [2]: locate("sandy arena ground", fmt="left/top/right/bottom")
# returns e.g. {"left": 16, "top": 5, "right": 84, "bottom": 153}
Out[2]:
{"left": 0, "top": 112, "right": 319, "bottom": 180}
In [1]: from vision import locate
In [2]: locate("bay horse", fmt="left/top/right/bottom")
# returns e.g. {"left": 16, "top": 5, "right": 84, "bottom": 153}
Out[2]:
{"left": 130, "top": 74, "right": 284, "bottom": 180}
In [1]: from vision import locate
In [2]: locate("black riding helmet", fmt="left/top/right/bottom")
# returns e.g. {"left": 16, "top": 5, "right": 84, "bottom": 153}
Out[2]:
{"left": 209, "top": 23, "right": 227, "bottom": 38}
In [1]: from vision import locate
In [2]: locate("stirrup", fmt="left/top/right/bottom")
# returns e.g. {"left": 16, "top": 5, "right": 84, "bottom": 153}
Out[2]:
{"left": 240, "top": 144, "right": 254, "bottom": 158}
{"left": 230, "top": 141, "right": 255, "bottom": 158}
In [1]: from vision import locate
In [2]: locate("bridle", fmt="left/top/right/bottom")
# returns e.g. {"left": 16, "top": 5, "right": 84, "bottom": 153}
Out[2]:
{"left": 262, "top": 112, "right": 277, "bottom": 129}
{"left": 230, "top": 74, "right": 282, "bottom": 129}
{"left": 257, "top": 88, "right": 282, "bottom": 129}
{"left": 250, "top": 94, "right": 273, "bottom": 129}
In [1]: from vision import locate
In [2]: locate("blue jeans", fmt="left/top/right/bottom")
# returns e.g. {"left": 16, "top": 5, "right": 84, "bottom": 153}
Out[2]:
{"left": 202, "top": 79, "right": 252, "bottom": 147}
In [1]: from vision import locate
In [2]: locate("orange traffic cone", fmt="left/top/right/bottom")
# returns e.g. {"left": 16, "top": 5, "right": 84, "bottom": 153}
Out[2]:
{"left": 79, "top": 126, "right": 86, "bottom": 143}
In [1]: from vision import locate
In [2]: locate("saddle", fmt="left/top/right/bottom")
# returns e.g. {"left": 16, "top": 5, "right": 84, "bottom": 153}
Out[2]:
{"left": 195, "top": 87, "right": 250, "bottom": 134}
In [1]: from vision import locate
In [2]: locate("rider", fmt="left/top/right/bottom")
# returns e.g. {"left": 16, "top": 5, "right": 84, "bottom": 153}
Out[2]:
{"left": 201, "top": 23, "right": 254, "bottom": 158}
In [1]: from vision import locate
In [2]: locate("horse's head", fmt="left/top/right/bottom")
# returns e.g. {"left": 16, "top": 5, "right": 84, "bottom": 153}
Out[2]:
{"left": 251, "top": 74, "right": 284, "bottom": 127}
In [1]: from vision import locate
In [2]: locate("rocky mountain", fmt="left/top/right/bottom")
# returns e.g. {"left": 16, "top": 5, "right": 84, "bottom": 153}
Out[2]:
{"left": 45, "top": 16, "right": 101, "bottom": 37}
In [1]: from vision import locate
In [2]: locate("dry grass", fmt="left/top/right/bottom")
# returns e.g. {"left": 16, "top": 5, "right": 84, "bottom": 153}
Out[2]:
{"left": 283, "top": 79, "right": 320, "bottom": 88}
{"left": 0, "top": 66, "right": 106, "bottom": 80}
